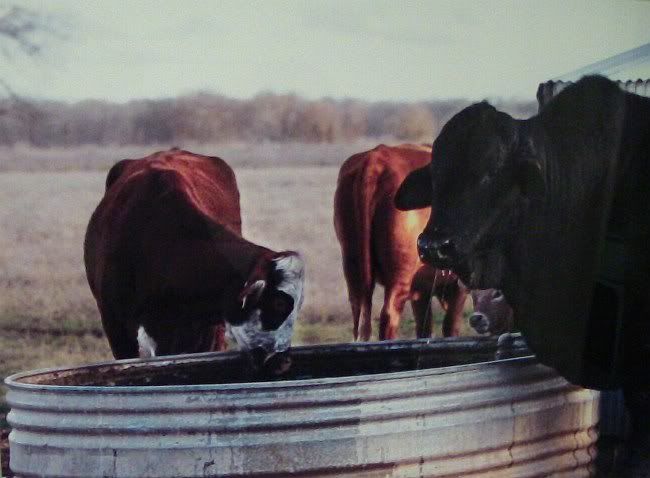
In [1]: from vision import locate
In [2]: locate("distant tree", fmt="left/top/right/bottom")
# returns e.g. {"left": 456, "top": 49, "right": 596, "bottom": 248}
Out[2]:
{"left": 246, "top": 92, "right": 304, "bottom": 141}
{"left": 0, "top": 75, "right": 536, "bottom": 146}
{"left": 0, "top": 4, "right": 58, "bottom": 147}
{"left": 340, "top": 100, "right": 369, "bottom": 140}
{"left": 0, "top": 5, "right": 52, "bottom": 97}
{"left": 383, "top": 103, "right": 436, "bottom": 141}
{"left": 296, "top": 100, "right": 343, "bottom": 142}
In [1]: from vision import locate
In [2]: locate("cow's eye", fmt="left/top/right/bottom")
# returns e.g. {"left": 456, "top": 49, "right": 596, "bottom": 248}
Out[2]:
{"left": 271, "top": 297, "right": 291, "bottom": 315}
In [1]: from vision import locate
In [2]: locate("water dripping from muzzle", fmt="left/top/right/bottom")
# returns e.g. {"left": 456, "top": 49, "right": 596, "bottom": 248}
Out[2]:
{"left": 416, "top": 269, "right": 441, "bottom": 371}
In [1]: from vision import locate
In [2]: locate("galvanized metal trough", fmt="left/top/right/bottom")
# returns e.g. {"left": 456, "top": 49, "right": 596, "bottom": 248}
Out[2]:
{"left": 6, "top": 335, "right": 599, "bottom": 477}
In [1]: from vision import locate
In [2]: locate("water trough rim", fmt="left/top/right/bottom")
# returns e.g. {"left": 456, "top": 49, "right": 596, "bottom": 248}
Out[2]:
{"left": 5, "top": 335, "right": 535, "bottom": 394}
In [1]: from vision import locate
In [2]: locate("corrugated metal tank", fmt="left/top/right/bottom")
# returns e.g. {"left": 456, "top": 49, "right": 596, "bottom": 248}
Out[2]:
{"left": 6, "top": 336, "right": 599, "bottom": 477}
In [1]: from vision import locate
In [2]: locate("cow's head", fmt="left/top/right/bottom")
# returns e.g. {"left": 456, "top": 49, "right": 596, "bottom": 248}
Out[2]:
{"left": 395, "top": 102, "right": 544, "bottom": 289}
{"left": 227, "top": 251, "right": 304, "bottom": 373}
{"left": 469, "top": 289, "right": 514, "bottom": 335}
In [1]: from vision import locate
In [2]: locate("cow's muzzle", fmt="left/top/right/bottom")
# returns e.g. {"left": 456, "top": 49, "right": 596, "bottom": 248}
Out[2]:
{"left": 417, "top": 233, "right": 460, "bottom": 268}
{"left": 248, "top": 347, "right": 292, "bottom": 377}
{"left": 468, "top": 312, "right": 490, "bottom": 334}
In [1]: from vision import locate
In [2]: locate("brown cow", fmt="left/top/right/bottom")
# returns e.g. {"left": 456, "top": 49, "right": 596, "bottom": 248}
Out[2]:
{"left": 334, "top": 144, "right": 467, "bottom": 341}
{"left": 84, "top": 149, "right": 304, "bottom": 370}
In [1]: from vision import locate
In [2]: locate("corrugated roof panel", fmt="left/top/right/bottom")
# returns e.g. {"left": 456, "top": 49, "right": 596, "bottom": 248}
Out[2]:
{"left": 537, "top": 78, "right": 650, "bottom": 110}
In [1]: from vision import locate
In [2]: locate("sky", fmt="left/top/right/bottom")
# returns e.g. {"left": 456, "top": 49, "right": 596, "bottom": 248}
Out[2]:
{"left": 5, "top": 0, "right": 650, "bottom": 103}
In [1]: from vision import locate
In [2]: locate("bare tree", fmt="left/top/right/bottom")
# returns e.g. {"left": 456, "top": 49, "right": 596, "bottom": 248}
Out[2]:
{"left": 0, "top": 4, "right": 56, "bottom": 102}
{"left": 0, "top": 5, "right": 45, "bottom": 58}
{"left": 0, "top": 4, "right": 57, "bottom": 141}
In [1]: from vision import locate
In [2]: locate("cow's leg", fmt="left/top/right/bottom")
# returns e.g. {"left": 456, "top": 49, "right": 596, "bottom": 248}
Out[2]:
{"left": 342, "top": 253, "right": 374, "bottom": 341}
{"left": 350, "top": 296, "right": 362, "bottom": 341}
{"left": 379, "top": 285, "right": 409, "bottom": 340}
{"left": 411, "top": 267, "right": 434, "bottom": 338}
{"left": 357, "top": 286, "right": 374, "bottom": 341}
{"left": 440, "top": 282, "right": 467, "bottom": 337}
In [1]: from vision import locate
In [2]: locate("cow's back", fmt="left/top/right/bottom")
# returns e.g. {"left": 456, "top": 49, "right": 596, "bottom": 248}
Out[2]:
{"left": 108, "top": 150, "right": 241, "bottom": 234}
{"left": 334, "top": 144, "right": 431, "bottom": 288}
{"left": 84, "top": 150, "right": 243, "bottom": 330}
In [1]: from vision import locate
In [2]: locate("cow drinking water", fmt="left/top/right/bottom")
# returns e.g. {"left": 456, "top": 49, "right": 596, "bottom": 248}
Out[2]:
{"left": 84, "top": 149, "right": 304, "bottom": 374}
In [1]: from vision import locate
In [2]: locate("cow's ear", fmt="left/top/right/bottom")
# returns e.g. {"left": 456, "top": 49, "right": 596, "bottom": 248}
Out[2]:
{"left": 240, "top": 251, "right": 276, "bottom": 309}
{"left": 517, "top": 158, "right": 545, "bottom": 199}
{"left": 395, "top": 166, "right": 433, "bottom": 210}
{"left": 239, "top": 279, "right": 266, "bottom": 309}
{"left": 105, "top": 159, "right": 134, "bottom": 190}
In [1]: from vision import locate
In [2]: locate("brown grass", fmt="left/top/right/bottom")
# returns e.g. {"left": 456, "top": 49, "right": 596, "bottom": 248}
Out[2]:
{"left": 0, "top": 148, "right": 472, "bottom": 428}
{"left": 0, "top": 141, "right": 386, "bottom": 172}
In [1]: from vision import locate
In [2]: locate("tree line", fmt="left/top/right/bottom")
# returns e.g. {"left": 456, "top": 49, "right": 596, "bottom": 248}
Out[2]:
{"left": 0, "top": 91, "right": 536, "bottom": 147}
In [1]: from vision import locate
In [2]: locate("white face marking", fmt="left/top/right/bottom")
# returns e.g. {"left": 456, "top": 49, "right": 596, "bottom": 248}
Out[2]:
{"left": 137, "top": 326, "right": 157, "bottom": 358}
{"left": 229, "top": 253, "right": 305, "bottom": 354}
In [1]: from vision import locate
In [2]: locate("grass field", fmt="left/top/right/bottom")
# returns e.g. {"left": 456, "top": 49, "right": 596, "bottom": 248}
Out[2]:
{"left": 0, "top": 141, "right": 386, "bottom": 172}
{"left": 0, "top": 144, "right": 473, "bottom": 430}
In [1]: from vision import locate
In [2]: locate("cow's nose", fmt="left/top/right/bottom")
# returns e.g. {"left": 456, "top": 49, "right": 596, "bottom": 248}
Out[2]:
{"left": 417, "top": 233, "right": 458, "bottom": 266}
{"left": 248, "top": 347, "right": 292, "bottom": 375}
{"left": 469, "top": 313, "right": 489, "bottom": 334}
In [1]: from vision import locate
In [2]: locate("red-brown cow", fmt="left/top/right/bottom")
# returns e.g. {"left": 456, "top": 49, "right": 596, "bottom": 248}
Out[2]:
{"left": 84, "top": 149, "right": 304, "bottom": 369}
{"left": 334, "top": 144, "right": 467, "bottom": 341}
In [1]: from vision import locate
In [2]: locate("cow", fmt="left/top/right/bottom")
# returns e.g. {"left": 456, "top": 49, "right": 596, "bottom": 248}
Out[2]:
{"left": 334, "top": 144, "right": 467, "bottom": 341}
{"left": 469, "top": 289, "right": 514, "bottom": 335}
{"left": 395, "top": 76, "right": 650, "bottom": 467}
{"left": 84, "top": 149, "right": 304, "bottom": 373}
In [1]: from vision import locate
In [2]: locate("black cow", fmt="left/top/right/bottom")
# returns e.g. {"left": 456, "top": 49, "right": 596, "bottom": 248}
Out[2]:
{"left": 396, "top": 76, "right": 650, "bottom": 466}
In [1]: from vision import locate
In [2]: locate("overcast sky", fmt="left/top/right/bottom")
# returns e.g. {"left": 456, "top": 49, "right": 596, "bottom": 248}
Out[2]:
{"left": 6, "top": 0, "right": 650, "bottom": 103}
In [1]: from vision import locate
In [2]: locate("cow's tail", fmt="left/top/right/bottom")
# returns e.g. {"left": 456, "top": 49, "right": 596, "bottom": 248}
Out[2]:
{"left": 352, "top": 155, "right": 383, "bottom": 341}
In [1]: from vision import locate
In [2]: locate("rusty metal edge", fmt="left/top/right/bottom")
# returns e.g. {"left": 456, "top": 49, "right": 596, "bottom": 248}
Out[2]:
{"left": 5, "top": 335, "right": 533, "bottom": 394}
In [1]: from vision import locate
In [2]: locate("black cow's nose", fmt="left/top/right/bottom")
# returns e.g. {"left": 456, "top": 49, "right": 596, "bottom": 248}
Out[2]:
{"left": 417, "top": 233, "right": 458, "bottom": 266}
